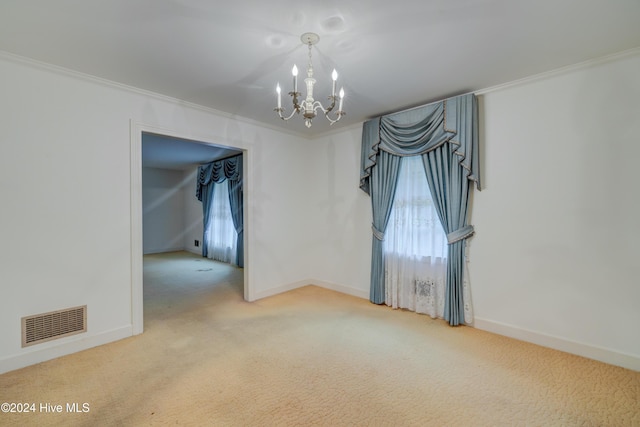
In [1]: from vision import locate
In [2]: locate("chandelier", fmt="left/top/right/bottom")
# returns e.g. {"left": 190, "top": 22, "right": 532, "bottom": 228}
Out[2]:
{"left": 275, "top": 32, "right": 345, "bottom": 128}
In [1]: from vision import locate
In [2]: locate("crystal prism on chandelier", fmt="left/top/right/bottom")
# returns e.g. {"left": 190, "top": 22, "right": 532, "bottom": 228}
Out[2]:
{"left": 275, "top": 32, "right": 345, "bottom": 128}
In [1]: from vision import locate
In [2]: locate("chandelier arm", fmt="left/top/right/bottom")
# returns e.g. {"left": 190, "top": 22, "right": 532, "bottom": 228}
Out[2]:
{"left": 324, "top": 109, "right": 345, "bottom": 125}
{"left": 274, "top": 107, "right": 298, "bottom": 121}
{"left": 290, "top": 91, "right": 302, "bottom": 113}
{"left": 323, "top": 96, "right": 345, "bottom": 124}
{"left": 311, "top": 100, "right": 325, "bottom": 114}
{"left": 307, "top": 99, "right": 344, "bottom": 125}
{"left": 324, "top": 95, "right": 337, "bottom": 113}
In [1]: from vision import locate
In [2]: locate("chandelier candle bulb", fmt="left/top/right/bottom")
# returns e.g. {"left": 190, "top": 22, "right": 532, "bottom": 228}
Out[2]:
{"left": 276, "top": 84, "right": 281, "bottom": 109}
{"left": 292, "top": 65, "right": 298, "bottom": 93}
{"left": 332, "top": 69, "right": 338, "bottom": 97}
{"left": 339, "top": 87, "right": 344, "bottom": 111}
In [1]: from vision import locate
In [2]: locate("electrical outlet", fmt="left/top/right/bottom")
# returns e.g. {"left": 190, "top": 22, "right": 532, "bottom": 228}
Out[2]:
{"left": 194, "top": 240, "right": 199, "bottom": 247}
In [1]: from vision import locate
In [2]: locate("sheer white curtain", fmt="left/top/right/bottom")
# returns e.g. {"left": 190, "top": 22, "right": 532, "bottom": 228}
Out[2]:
{"left": 204, "top": 180, "right": 237, "bottom": 265}
{"left": 384, "top": 156, "right": 448, "bottom": 318}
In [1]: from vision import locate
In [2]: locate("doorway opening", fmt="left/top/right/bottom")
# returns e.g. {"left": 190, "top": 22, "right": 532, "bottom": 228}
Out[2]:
{"left": 130, "top": 123, "right": 250, "bottom": 335}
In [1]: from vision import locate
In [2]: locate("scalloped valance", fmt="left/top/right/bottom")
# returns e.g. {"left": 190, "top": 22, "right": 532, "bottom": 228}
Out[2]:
{"left": 196, "top": 154, "right": 242, "bottom": 201}
{"left": 360, "top": 93, "right": 480, "bottom": 195}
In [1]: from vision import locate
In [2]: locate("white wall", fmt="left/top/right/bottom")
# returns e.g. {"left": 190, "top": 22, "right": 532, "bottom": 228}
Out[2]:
{"left": 306, "top": 126, "right": 372, "bottom": 299}
{"left": 0, "top": 54, "right": 310, "bottom": 373}
{"left": 142, "top": 167, "right": 187, "bottom": 254}
{"left": 247, "top": 138, "right": 315, "bottom": 299}
{"left": 470, "top": 51, "right": 640, "bottom": 369}
{"left": 183, "top": 168, "right": 204, "bottom": 255}
{"left": 141, "top": 166, "right": 202, "bottom": 255}
{"left": 307, "top": 51, "right": 640, "bottom": 370}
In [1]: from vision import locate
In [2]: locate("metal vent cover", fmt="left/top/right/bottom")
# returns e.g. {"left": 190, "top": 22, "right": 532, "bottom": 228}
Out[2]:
{"left": 21, "top": 305, "right": 87, "bottom": 347}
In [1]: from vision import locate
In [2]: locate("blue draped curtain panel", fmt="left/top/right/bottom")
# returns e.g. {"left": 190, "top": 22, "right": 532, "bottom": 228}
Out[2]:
{"left": 196, "top": 154, "right": 244, "bottom": 268}
{"left": 360, "top": 94, "right": 480, "bottom": 326}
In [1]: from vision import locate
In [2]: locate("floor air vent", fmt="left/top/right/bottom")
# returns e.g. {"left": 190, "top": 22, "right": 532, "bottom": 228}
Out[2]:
{"left": 22, "top": 305, "right": 87, "bottom": 347}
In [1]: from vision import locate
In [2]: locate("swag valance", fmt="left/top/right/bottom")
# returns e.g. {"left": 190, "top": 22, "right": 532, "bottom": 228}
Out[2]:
{"left": 196, "top": 154, "right": 242, "bottom": 201}
{"left": 360, "top": 93, "right": 480, "bottom": 194}
{"left": 359, "top": 93, "right": 479, "bottom": 326}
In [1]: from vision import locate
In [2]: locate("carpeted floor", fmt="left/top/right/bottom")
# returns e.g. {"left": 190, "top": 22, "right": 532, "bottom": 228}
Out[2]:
{"left": 1, "top": 251, "right": 638, "bottom": 426}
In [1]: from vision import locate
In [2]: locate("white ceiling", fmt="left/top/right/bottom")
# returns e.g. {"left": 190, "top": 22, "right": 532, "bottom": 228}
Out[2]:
{"left": 142, "top": 133, "right": 241, "bottom": 170}
{"left": 2, "top": 0, "right": 640, "bottom": 140}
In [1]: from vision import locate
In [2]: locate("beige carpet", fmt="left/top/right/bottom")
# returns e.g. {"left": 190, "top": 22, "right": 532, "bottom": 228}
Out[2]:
{"left": 1, "top": 251, "right": 638, "bottom": 426}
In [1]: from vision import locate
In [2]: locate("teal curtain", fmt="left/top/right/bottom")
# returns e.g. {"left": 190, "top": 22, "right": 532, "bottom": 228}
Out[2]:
{"left": 369, "top": 149, "right": 402, "bottom": 304}
{"left": 360, "top": 94, "right": 480, "bottom": 325}
{"left": 199, "top": 182, "right": 216, "bottom": 258}
{"left": 422, "top": 145, "right": 473, "bottom": 325}
{"left": 196, "top": 154, "right": 244, "bottom": 267}
{"left": 227, "top": 160, "right": 244, "bottom": 267}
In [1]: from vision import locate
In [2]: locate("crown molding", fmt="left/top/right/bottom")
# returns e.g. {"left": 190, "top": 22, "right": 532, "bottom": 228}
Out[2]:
{"left": 0, "top": 50, "right": 309, "bottom": 140}
{"left": 475, "top": 46, "right": 640, "bottom": 96}
{"left": 3, "top": 46, "right": 639, "bottom": 141}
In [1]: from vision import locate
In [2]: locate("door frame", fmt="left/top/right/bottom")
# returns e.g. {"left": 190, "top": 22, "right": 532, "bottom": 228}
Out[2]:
{"left": 129, "top": 120, "right": 250, "bottom": 335}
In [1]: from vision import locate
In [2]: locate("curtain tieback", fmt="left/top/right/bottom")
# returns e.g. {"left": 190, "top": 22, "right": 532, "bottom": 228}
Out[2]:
{"left": 236, "top": 225, "right": 243, "bottom": 234}
{"left": 446, "top": 225, "right": 474, "bottom": 244}
{"left": 371, "top": 225, "right": 385, "bottom": 241}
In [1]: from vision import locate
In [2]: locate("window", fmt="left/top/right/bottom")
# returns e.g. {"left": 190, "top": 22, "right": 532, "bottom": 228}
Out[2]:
{"left": 384, "top": 155, "right": 447, "bottom": 317}
{"left": 384, "top": 156, "right": 447, "bottom": 258}
{"left": 204, "top": 180, "right": 237, "bottom": 265}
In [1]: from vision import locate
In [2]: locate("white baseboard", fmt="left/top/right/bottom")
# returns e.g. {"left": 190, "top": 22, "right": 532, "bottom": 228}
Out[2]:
{"left": 252, "top": 280, "right": 310, "bottom": 301}
{"left": 143, "top": 246, "right": 184, "bottom": 255}
{"left": 13, "top": 287, "right": 634, "bottom": 376}
{"left": 251, "top": 279, "right": 369, "bottom": 302}
{"left": 473, "top": 317, "right": 640, "bottom": 372}
{"left": 144, "top": 247, "right": 202, "bottom": 256}
{"left": 0, "top": 326, "right": 132, "bottom": 375}
{"left": 310, "top": 279, "right": 369, "bottom": 300}
{"left": 248, "top": 279, "right": 640, "bottom": 372}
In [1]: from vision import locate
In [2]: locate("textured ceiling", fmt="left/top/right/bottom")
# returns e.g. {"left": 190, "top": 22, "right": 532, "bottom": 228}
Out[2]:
{"left": 2, "top": 0, "right": 640, "bottom": 140}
